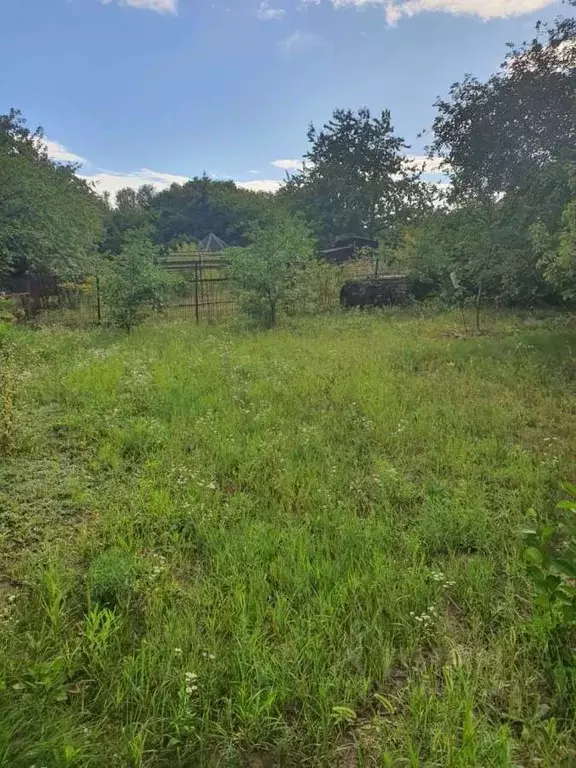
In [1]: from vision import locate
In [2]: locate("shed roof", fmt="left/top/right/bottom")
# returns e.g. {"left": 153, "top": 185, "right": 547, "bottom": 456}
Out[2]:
{"left": 198, "top": 233, "right": 229, "bottom": 253}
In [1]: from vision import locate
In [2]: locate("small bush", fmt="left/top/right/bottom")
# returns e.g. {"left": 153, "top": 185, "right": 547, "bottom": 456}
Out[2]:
{"left": 524, "top": 483, "right": 576, "bottom": 629}
{"left": 87, "top": 548, "right": 139, "bottom": 607}
{"left": 227, "top": 211, "right": 316, "bottom": 327}
{"left": 103, "top": 232, "right": 176, "bottom": 333}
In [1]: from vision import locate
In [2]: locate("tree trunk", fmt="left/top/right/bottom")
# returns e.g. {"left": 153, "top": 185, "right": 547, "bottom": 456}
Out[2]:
{"left": 475, "top": 279, "right": 483, "bottom": 334}
{"left": 268, "top": 298, "right": 276, "bottom": 328}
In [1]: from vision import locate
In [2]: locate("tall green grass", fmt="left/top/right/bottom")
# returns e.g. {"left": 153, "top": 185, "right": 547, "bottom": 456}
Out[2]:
{"left": 0, "top": 310, "right": 575, "bottom": 766}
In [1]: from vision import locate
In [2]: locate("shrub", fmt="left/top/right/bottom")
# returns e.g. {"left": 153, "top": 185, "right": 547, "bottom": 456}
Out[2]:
{"left": 524, "top": 483, "right": 576, "bottom": 629}
{"left": 87, "top": 548, "right": 139, "bottom": 607}
{"left": 103, "top": 232, "right": 175, "bottom": 333}
{"left": 227, "top": 211, "right": 316, "bottom": 327}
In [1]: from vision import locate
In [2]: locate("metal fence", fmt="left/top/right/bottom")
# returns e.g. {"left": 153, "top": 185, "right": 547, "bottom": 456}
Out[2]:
{"left": 4, "top": 256, "right": 376, "bottom": 327}
{"left": 4, "top": 257, "right": 236, "bottom": 326}
{"left": 163, "top": 256, "right": 237, "bottom": 323}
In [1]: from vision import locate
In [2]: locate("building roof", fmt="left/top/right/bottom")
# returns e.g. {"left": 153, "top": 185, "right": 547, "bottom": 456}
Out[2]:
{"left": 198, "top": 233, "right": 229, "bottom": 253}
{"left": 333, "top": 236, "right": 379, "bottom": 250}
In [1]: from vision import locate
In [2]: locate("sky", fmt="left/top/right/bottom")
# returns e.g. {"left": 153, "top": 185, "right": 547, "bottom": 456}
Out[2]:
{"left": 0, "top": 0, "right": 567, "bottom": 197}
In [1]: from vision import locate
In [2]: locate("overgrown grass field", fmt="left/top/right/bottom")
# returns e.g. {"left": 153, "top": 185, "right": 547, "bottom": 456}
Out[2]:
{"left": 1, "top": 311, "right": 575, "bottom": 767}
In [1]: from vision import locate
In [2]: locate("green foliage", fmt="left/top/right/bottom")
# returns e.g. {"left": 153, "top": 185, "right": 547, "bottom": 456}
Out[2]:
{"left": 0, "top": 109, "right": 104, "bottom": 280}
{"left": 87, "top": 548, "right": 139, "bottom": 607}
{"left": 421, "top": 6, "right": 576, "bottom": 312}
{"left": 103, "top": 232, "right": 175, "bottom": 332}
{"left": 398, "top": 161, "right": 576, "bottom": 311}
{"left": 1, "top": 313, "right": 576, "bottom": 765}
{"left": 524, "top": 484, "right": 576, "bottom": 629}
{"left": 537, "top": 168, "right": 576, "bottom": 301}
{"left": 99, "top": 184, "right": 156, "bottom": 256}
{"left": 227, "top": 211, "right": 317, "bottom": 327}
{"left": 149, "top": 173, "right": 273, "bottom": 247}
{"left": 431, "top": 10, "right": 575, "bottom": 196}
{"left": 280, "top": 108, "right": 429, "bottom": 246}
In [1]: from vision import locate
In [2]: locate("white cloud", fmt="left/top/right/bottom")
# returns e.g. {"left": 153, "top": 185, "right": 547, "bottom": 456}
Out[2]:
{"left": 404, "top": 154, "right": 448, "bottom": 174}
{"left": 281, "top": 30, "right": 325, "bottom": 53}
{"left": 299, "top": 0, "right": 321, "bottom": 7}
{"left": 236, "top": 179, "right": 284, "bottom": 193}
{"left": 101, "top": 0, "right": 178, "bottom": 14}
{"left": 330, "top": 0, "right": 556, "bottom": 23}
{"left": 81, "top": 168, "right": 189, "bottom": 198}
{"left": 42, "top": 138, "right": 86, "bottom": 165}
{"left": 271, "top": 158, "right": 303, "bottom": 170}
{"left": 82, "top": 167, "right": 283, "bottom": 197}
{"left": 44, "top": 132, "right": 284, "bottom": 198}
{"left": 257, "top": 2, "right": 286, "bottom": 20}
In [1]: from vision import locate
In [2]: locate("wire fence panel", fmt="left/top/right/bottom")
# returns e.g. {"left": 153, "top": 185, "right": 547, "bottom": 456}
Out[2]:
{"left": 5, "top": 256, "right": 376, "bottom": 327}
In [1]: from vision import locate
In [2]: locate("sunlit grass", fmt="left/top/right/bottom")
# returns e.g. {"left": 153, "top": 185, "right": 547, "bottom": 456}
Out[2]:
{"left": 0, "top": 310, "right": 575, "bottom": 766}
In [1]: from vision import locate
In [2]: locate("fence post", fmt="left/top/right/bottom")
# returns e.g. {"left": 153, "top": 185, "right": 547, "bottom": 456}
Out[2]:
{"left": 96, "top": 277, "right": 102, "bottom": 325}
{"left": 194, "top": 263, "right": 200, "bottom": 323}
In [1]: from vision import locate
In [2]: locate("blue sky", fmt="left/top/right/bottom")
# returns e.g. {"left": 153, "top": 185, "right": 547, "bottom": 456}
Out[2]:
{"left": 1, "top": 0, "right": 565, "bottom": 196}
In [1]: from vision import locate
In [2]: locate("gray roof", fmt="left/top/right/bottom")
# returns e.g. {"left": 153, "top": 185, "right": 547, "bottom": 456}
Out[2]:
{"left": 198, "top": 233, "right": 229, "bottom": 253}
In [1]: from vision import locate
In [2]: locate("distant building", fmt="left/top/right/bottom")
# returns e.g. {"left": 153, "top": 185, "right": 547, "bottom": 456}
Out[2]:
{"left": 320, "top": 235, "right": 378, "bottom": 264}
{"left": 198, "top": 233, "right": 229, "bottom": 253}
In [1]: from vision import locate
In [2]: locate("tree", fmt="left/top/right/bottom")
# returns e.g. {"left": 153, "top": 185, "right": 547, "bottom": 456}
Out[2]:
{"left": 0, "top": 109, "right": 103, "bottom": 280}
{"left": 103, "top": 232, "right": 174, "bottom": 332}
{"left": 534, "top": 165, "right": 576, "bottom": 301}
{"left": 280, "top": 108, "right": 426, "bottom": 246}
{"left": 431, "top": 4, "right": 575, "bottom": 196}
{"left": 227, "top": 211, "right": 316, "bottom": 327}
{"left": 422, "top": 3, "right": 576, "bottom": 312}
{"left": 150, "top": 175, "right": 272, "bottom": 248}
{"left": 100, "top": 185, "right": 156, "bottom": 256}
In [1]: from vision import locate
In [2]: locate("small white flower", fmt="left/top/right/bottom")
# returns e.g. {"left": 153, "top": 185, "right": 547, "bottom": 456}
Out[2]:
{"left": 185, "top": 685, "right": 198, "bottom": 694}
{"left": 174, "top": 648, "right": 183, "bottom": 655}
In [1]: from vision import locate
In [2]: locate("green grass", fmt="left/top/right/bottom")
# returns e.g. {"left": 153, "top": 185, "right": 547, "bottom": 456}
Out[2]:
{"left": 0, "top": 310, "right": 575, "bottom": 766}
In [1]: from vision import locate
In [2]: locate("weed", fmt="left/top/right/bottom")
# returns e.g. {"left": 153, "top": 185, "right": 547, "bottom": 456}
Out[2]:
{"left": 0, "top": 310, "right": 575, "bottom": 766}
{"left": 87, "top": 547, "right": 139, "bottom": 608}
{"left": 0, "top": 341, "right": 15, "bottom": 454}
{"left": 523, "top": 483, "right": 576, "bottom": 629}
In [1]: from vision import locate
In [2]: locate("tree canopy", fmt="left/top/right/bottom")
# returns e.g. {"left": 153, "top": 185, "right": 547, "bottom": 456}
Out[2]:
{"left": 0, "top": 109, "right": 103, "bottom": 280}
{"left": 431, "top": 4, "right": 575, "bottom": 196}
{"left": 280, "top": 108, "right": 429, "bottom": 247}
{"left": 1, "top": 1, "right": 574, "bottom": 314}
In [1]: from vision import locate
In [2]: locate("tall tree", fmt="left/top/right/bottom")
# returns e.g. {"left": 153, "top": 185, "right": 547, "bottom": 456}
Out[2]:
{"left": 280, "top": 108, "right": 426, "bottom": 246}
{"left": 150, "top": 175, "right": 272, "bottom": 247}
{"left": 425, "top": 3, "right": 576, "bottom": 308}
{"left": 100, "top": 185, "right": 156, "bottom": 256}
{"left": 0, "top": 109, "right": 103, "bottom": 280}
{"left": 431, "top": 3, "right": 575, "bottom": 196}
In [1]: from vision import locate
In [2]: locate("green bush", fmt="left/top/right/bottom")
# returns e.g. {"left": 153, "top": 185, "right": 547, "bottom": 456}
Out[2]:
{"left": 524, "top": 483, "right": 576, "bottom": 629}
{"left": 103, "top": 232, "right": 175, "bottom": 333}
{"left": 87, "top": 548, "right": 139, "bottom": 607}
{"left": 227, "top": 210, "right": 316, "bottom": 327}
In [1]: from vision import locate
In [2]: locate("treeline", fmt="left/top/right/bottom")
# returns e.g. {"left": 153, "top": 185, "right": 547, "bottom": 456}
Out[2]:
{"left": 1, "top": 1, "right": 574, "bottom": 312}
